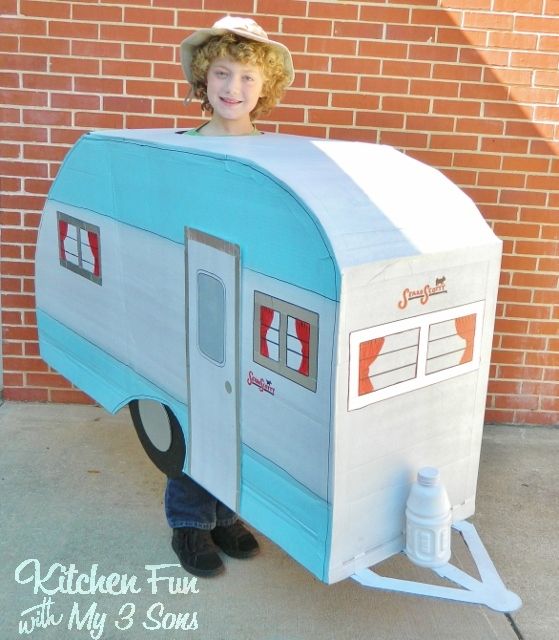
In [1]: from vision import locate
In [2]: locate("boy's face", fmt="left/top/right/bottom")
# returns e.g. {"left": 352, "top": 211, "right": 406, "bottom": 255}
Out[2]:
{"left": 206, "top": 57, "right": 265, "bottom": 125}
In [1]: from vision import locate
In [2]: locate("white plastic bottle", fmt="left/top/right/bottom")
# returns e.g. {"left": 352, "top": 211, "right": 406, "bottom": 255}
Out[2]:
{"left": 405, "top": 467, "right": 452, "bottom": 568}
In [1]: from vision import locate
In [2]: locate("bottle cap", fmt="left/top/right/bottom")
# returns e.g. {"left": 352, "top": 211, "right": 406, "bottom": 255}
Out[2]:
{"left": 418, "top": 467, "right": 440, "bottom": 486}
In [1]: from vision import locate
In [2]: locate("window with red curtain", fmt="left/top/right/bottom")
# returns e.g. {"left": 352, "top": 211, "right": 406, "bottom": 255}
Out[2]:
{"left": 87, "top": 231, "right": 100, "bottom": 278}
{"left": 455, "top": 314, "right": 476, "bottom": 364}
{"left": 294, "top": 318, "right": 310, "bottom": 376}
{"left": 358, "top": 337, "right": 385, "bottom": 395}
{"left": 253, "top": 292, "right": 318, "bottom": 392}
{"left": 260, "top": 306, "right": 275, "bottom": 358}
{"left": 57, "top": 212, "right": 102, "bottom": 285}
{"left": 58, "top": 219, "right": 68, "bottom": 261}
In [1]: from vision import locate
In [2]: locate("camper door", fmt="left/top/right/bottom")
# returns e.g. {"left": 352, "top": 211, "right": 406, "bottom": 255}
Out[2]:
{"left": 185, "top": 229, "right": 240, "bottom": 510}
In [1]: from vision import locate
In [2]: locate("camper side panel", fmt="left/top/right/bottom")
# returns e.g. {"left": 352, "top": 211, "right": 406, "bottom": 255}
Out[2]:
{"left": 238, "top": 269, "right": 338, "bottom": 580}
{"left": 326, "top": 245, "right": 501, "bottom": 583}
{"left": 36, "top": 202, "right": 188, "bottom": 418}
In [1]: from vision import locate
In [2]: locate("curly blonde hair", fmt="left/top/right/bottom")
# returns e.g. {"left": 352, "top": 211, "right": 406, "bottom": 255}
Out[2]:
{"left": 190, "top": 33, "right": 291, "bottom": 120}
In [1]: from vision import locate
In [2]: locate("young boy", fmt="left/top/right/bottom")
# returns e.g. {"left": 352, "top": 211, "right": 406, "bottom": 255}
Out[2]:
{"left": 166, "top": 16, "right": 294, "bottom": 578}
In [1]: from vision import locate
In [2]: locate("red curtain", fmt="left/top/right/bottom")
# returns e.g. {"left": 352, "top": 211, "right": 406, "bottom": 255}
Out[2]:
{"left": 455, "top": 314, "right": 476, "bottom": 364}
{"left": 58, "top": 220, "right": 68, "bottom": 260}
{"left": 87, "top": 231, "right": 100, "bottom": 277}
{"left": 359, "top": 337, "right": 385, "bottom": 396}
{"left": 260, "top": 306, "right": 274, "bottom": 358}
{"left": 295, "top": 319, "right": 310, "bottom": 376}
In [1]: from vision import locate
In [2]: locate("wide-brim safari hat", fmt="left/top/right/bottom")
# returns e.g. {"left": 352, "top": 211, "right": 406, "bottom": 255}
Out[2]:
{"left": 180, "top": 16, "right": 295, "bottom": 86}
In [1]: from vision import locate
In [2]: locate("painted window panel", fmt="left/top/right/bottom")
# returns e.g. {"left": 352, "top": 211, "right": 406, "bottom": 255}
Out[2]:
{"left": 57, "top": 211, "right": 102, "bottom": 285}
{"left": 349, "top": 301, "right": 485, "bottom": 410}
{"left": 260, "top": 306, "right": 280, "bottom": 362}
{"left": 197, "top": 271, "right": 225, "bottom": 365}
{"left": 426, "top": 314, "right": 476, "bottom": 374}
{"left": 359, "top": 329, "right": 419, "bottom": 394}
{"left": 253, "top": 292, "right": 318, "bottom": 392}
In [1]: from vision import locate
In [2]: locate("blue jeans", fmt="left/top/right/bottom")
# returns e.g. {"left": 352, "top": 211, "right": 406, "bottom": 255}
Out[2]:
{"left": 165, "top": 474, "right": 238, "bottom": 530}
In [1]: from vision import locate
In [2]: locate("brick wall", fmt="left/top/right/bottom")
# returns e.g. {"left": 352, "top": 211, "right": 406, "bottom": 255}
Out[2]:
{"left": 1, "top": 0, "right": 558, "bottom": 425}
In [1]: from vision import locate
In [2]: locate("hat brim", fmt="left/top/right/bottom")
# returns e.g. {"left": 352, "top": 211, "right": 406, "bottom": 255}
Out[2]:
{"left": 180, "top": 26, "right": 294, "bottom": 86}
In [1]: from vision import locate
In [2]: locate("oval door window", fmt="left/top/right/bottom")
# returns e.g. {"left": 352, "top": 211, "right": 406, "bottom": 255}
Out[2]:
{"left": 197, "top": 271, "right": 225, "bottom": 365}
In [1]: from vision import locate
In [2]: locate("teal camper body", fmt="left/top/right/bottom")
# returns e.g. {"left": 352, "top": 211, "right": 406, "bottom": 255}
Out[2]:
{"left": 36, "top": 129, "right": 502, "bottom": 587}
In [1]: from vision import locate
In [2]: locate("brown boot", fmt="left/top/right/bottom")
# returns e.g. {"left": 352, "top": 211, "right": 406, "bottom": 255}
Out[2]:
{"left": 211, "top": 521, "right": 260, "bottom": 559}
{"left": 172, "top": 527, "right": 225, "bottom": 577}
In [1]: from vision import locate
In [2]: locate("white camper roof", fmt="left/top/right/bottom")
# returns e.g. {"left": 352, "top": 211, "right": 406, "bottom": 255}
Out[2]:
{"left": 91, "top": 128, "right": 498, "bottom": 271}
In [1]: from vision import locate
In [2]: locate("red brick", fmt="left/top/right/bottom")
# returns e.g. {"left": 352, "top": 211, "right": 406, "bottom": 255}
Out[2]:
{"left": 126, "top": 79, "right": 175, "bottom": 98}
{"left": 515, "top": 15, "right": 559, "bottom": 34}
{"left": 506, "top": 304, "right": 551, "bottom": 320}
{"left": 528, "top": 320, "right": 559, "bottom": 336}
{"left": 494, "top": 394, "right": 539, "bottom": 410}
{"left": 22, "top": 73, "right": 72, "bottom": 91}
{"left": 23, "top": 144, "right": 68, "bottom": 161}
{"left": 307, "top": 37, "right": 357, "bottom": 56}
{"left": 72, "top": 3, "right": 122, "bottom": 22}
{"left": 433, "top": 134, "right": 479, "bottom": 150}
{"left": 103, "top": 96, "right": 152, "bottom": 113}
{"left": 256, "top": 0, "right": 306, "bottom": 16}
{"left": 330, "top": 93, "right": 378, "bottom": 110}
{"left": 358, "top": 41, "right": 407, "bottom": 59}
{"left": 50, "top": 57, "right": 99, "bottom": 75}
{"left": 125, "top": 114, "right": 176, "bottom": 128}
{"left": 309, "top": 108, "right": 354, "bottom": 126}
{"left": 331, "top": 57, "right": 380, "bottom": 75}
{"left": 502, "top": 155, "right": 550, "bottom": 172}
{"left": 382, "top": 96, "right": 430, "bottom": 114}
{"left": 0, "top": 16, "right": 46, "bottom": 35}
{"left": 124, "top": 6, "right": 175, "bottom": 25}
{"left": 72, "top": 40, "right": 122, "bottom": 58}
{"left": 20, "top": 35, "right": 69, "bottom": 55}
{"left": 278, "top": 123, "right": 327, "bottom": 137}
{"left": 0, "top": 88, "right": 47, "bottom": 107}
{"left": 124, "top": 43, "right": 174, "bottom": 62}
{"left": 283, "top": 17, "right": 332, "bottom": 36}
{"left": 20, "top": 0, "right": 70, "bottom": 19}
{"left": 526, "top": 351, "right": 559, "bottom": 367}
{"left": 538, "top": 257, "right": 559, "bottom": 272}
{"left": 501, "top": 191, "right": 547, "bottom": 207}
{"left": 74, "top": 112, "right": 124, "bottom": 128}
{"left": 355, "top": 111, "right": 405, "bottom": 129}
{"left": 386, "top": 24, "right": 436, "bottom": 42}
{"left": 406, "top": 114, "right": 453, "bottom": 132}
{"left": 439, "top": 100, "right": 484, "bottom": 119}
{"left": 100, "top": 24, "right": 150, "bottom": 42}
{"left": 484, "top": 409, "right": 515, "bottom": 424}
{"left": 308, "top": 1, "right": 358, "bottom": 19}
{"left": 284, "top": 89, "right": 329, "bottom": 107}
{"left": 23, "top": 109, "right": 72, "bottom": 126}
{"left": 49, "top": 21, "right": 99, "bottom": 40}
{"left": 102, "top": 60, "right": 150, "bottom": 78}
{"left": 378, "top": 131, "right": 428, "bottom": 149}
{"left": 409, "top": 79, "right": 459, "bottom": 98}
{"left": 50, "top": 389, "right": 95, "bottom": 404}
{"left": 514, "top": 54, "right": 559, "bottom": 76}
{"left": 0, "top": 160, "right": 47, "bottom": 178}
{"left": 360, "top": 76, "right": 408, "bottom": 95}
{"left": 384, "top": 60, "right": 431, "bottom": 78}
{"left": 494, "top": 222, "right": 540, "bottom": 238}
{"left": 2, "top": 53, "right": 48, "bottom": 72}
{"left": 329, "top": 127, "right": 377, "bottom": 143}
{"left": 4, "top": 388, "right": 49, "bottom": 402}
{"left": 478, "top": 172, "right": 526, "bottom": 188}
{"left": 309, "top": 73, "right": 357, "bottom": 92}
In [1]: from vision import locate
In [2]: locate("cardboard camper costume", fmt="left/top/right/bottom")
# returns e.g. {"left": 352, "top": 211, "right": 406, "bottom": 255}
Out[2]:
{"left": 36, "top": 129, "right": 521, "bottom": 611}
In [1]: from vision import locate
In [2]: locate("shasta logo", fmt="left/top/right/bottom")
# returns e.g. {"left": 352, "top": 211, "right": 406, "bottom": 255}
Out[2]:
{"left": 398, "top": 277, "right": 447, "bottom": 310}
{"left": 247, "top": 371, "right": 275, "bottom": 396}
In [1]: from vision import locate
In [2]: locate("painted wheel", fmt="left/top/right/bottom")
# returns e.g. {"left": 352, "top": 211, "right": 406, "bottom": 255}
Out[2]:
{"left": 129, "top": 400, "right": 186, "bottom": 478}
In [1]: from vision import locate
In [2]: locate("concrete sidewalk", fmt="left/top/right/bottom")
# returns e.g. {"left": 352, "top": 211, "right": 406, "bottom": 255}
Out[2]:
{"left": 0, "top": 402, "right": 556, "bottom": 640}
